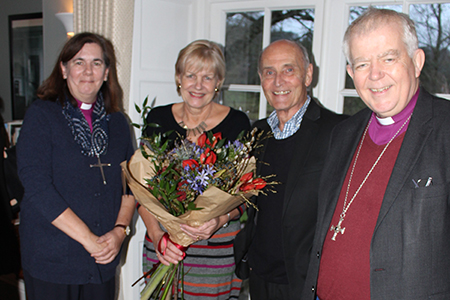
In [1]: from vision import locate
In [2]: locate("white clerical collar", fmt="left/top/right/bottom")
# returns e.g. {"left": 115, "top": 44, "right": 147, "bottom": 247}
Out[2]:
{"left": 376, "top": 116, "right": 395, "bottom": 126}
{"left": 80, "top": 102, "right": 93, "bottom": 110}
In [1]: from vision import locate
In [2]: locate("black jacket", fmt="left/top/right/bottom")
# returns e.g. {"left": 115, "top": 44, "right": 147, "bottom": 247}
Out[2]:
{"left": 234, "top": 99, "right": 347, "bottom": 298}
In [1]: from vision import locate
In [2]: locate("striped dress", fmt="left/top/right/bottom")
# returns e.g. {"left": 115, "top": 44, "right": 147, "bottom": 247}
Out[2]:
{"left": 143, "top": 220, "right": 242, "bottom": 299}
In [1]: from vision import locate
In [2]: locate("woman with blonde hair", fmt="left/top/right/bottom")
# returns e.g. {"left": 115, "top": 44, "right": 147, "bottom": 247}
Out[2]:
{"left": 139, "top": 39, "right": 250, "bottom": 299}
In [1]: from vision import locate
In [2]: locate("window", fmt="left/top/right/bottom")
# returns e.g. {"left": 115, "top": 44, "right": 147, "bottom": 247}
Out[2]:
{"left": 342, "top": 5, "right": 401, "bottom": 115}
{"left": 410, "top": 3, "right": 450, "bottom": 95}
{"left": 342, "top": 2, "right": 450, "bottom": 115}
{"left": 217, "top": 5, "right": 316, "bottom": 122}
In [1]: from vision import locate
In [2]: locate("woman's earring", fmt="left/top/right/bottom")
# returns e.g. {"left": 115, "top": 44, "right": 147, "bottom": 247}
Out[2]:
{"left": 215, "top": 87, "right": 219, "bottom": 92}
{"left": 178, "top": 84, "right": 182, "bottom": 89}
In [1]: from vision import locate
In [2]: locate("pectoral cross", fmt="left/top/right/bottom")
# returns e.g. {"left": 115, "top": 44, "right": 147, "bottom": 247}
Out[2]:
{"left": 90, "top": 154, "right": 111, "bottom": 185}
{"left": 330, "top": 217, "right": 346, "bottom": 241}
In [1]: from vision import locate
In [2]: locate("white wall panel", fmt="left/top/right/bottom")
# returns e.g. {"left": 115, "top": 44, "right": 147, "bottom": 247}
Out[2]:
{"left": 122, "top": 1, "right": 195, "bottom": 299}
{"left": 140, "top": 1, "right": 192, "bottom": 73}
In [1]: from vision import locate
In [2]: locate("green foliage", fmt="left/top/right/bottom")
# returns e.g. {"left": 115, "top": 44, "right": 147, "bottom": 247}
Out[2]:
{"left": 132, "top": 96, "right": 161, "bottom": 137}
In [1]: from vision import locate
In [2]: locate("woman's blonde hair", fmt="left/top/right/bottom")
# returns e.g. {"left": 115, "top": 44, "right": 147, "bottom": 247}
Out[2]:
{"left": 175, "top": 40, "right": 225, "bottom": 96}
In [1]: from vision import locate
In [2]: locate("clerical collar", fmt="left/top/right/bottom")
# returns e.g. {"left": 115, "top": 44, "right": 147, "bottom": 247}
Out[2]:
{"left": 368, "top": 88, "right": 419, "bottom": 145}
{"left": 76, "top": 99, "right": 94, "bottom": 110}
{"left": 75, "top": 98, "right": 95, "bottom": 131}
{"left": 80, "top": 102, "right": 92, "bottom": 110}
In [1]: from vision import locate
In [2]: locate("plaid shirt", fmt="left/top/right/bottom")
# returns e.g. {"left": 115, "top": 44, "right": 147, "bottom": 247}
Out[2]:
{"left": 267, "top": 96, "right": 311, "bottom": 140}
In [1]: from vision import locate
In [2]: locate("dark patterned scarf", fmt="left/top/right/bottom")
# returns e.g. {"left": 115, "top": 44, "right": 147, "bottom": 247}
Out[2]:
{"left": 62, "top": 93, "right": 110, "bottom": 157}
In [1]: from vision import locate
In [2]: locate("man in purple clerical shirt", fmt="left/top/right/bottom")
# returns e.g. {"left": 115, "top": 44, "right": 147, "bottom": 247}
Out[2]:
{"left": 303, "top": 7, "right": 450, "bottom": 300}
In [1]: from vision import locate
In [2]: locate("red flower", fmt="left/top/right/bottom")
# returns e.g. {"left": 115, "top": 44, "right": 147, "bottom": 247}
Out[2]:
{"left": 200, "top": 148, "right": 217, "bottom": 164}
{"left": 205, "top": 151, "right": 217, "bottom": 164}
{"left": 176, "top": 191, "right": 187, "bottom": 201}
{"left": 253, "top": 178, "right": 267, "bottom": 190}
{"left": 197, "top": 133, "right": 207, "bottom": 147}
{"left": 197, "top": 132, "right": 223, "bottom": 148}
{"left": 208, "top": 133, "right": 222, "bottom": 148}
{"left": 156, "top": 166, "right": 167, "bottom": 175}
{"left": 239, "top": 182, "right": 256, "bottom": 191}
{"left": 182, "top": 159, "right": 199, "bottom": 169}
{"left": 240, "top": 172, "right": 253, "bottom": 182}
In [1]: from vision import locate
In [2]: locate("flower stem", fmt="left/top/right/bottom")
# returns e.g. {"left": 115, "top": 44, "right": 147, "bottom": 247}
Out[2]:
{"left": 140, "top": 263, "right": 171, "bottom": 300}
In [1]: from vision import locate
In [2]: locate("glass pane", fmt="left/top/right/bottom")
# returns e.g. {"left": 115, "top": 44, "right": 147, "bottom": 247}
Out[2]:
{"left": 270, "top": 9, "right": 315, "bottom": 55}
{"left": 222, "top": 90, "right": 260, "bottom": 123}
{"left": 225, "top": 11, "right": 264, "bottom": 86}
{"left": 266, "top": 102, "right": 275, "bottom": 117}
{"left": 343, "top": 96, "right": 366, "bottom": 116}
{"left": 345, "top": 5, "right": 402, "bottom": 89}
{"left": 10, "top": 15, "right": 43, "bottom": 120}
{"left": 410, "top": 3, "right": 450, "bottom": 94}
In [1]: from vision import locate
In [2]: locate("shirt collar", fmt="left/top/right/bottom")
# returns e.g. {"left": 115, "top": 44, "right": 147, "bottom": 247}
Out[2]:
{"left": 368, "top": 88, "right": 419, "bottom": 145}
{"left": 267, "top": 96, "right": 311, "bottom": 140}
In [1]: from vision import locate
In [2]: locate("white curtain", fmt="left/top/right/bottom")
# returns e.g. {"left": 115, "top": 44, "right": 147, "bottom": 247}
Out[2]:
{"left": 73, "top": 0, "right": 134, "bottom": 113}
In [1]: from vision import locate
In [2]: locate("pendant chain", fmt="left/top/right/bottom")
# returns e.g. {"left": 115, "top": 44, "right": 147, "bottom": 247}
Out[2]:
{"left": 330, "top": 113, "right": 412, "bottom": 241}
{"left": 178, "top": 104, "right": 213, "bottom": 137}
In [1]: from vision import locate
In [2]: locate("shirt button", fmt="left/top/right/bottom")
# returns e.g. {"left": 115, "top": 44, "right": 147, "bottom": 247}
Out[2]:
{"left": 316, "top": 251, "right": 320, "bottom": 258}
{"left": 312, "top": 286, "right": 315, "bottom": 292}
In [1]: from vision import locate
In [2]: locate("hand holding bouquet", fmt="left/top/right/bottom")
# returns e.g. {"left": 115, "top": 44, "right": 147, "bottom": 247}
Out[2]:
{"left": 122, "top": 129, "right": 271, "bottom": 300}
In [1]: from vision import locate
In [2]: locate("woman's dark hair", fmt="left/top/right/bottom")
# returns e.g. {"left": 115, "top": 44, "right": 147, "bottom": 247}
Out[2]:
{"left": 36, "top": 32, "right": 123, "bottom": 113}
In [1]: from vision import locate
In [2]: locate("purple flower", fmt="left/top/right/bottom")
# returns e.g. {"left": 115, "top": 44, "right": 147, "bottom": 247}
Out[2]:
{"left": 204, "top": 165, "right": 216, "bottom": 177}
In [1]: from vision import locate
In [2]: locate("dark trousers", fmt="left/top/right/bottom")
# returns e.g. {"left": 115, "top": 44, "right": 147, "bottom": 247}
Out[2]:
{"left": 23, "top": 269, "right": 115, "bottom": 300}
{"left": 249, "top": 270, "right": 291, "bottom": 300}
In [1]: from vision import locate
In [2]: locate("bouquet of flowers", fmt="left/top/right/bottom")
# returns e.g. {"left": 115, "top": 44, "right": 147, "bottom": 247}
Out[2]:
{"left": 122, "top": 129, "right": 269, "bottom": 300}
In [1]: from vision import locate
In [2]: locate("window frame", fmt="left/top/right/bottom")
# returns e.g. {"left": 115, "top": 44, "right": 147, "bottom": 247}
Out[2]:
{"left": 327, "top": 0, "right": 450, "bottom": 115}
{"left": 210, "top": 0, "right": 325, "bottom": 119}
{"left": 210, "top": 0, "right": 450, "bottom": 118}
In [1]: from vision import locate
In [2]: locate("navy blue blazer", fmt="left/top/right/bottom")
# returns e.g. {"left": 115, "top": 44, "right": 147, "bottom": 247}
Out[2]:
{"left": 17, "top": 99, "right": 134, "bottom": 284}
{"left": 303, "top": 88, "right": 450, "bottom": 299}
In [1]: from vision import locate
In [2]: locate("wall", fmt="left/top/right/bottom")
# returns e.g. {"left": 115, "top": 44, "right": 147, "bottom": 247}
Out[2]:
{"left": 123, "top": 1, "right": 196, "bottom": 298}
{"left": 42, "top": 0, "right": 73, "bottom": 79}
{"left": 0, "top": 0, "right": 43, "bottom": 122}
{"left": 0, "top": 0, "right": 70, "bottom": 122}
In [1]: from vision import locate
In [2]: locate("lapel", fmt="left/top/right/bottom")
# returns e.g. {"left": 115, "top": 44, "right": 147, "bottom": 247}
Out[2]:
{"left": 318, "top": 109, "right": 372, "bottom": 243}
{"left": 374, "top": 89, "right": 434, "bottom": 230}
{"left": 281, "top": 100, "right": 322, "bottom": 219}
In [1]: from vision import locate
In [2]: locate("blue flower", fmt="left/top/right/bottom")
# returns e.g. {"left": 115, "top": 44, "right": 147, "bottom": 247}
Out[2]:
{"left": 204, "top": 165, "right": 216, "bottom": 177}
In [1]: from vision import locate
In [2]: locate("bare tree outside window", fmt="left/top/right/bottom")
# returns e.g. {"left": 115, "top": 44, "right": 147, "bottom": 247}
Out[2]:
{"left": 225, "top": 11, "right": 264, "bottom": 86}
{"left": 343, "top": 4, "right": 450, "bottom": 115}
{"left": 410, "top": 3, "right": 450, "bottom": 94}
{"left": 343, "top": 5, "right": 401, "bottom": 115}
{"left": 223, "top": 9, "right": 315, "bottom": 122}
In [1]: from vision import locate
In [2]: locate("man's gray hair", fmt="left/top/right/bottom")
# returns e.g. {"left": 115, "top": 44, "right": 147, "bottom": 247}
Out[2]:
{"left": 343, "top": 7, "right": 419, "bottom": 66}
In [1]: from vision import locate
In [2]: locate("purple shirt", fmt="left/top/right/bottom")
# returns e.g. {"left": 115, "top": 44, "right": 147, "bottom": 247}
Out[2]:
{"left": 75, "top": 98, "right": 95, "bottom": 132}
{"left": 368, "top": 88, "right": 419, "bottom": 145}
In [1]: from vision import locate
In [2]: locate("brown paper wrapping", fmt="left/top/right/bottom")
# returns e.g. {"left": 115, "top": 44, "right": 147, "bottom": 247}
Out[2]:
{"left": 121, "top": 147, "right": 257, "bottom": 247}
